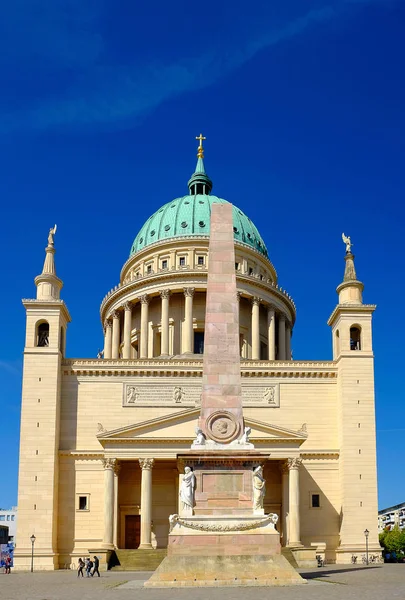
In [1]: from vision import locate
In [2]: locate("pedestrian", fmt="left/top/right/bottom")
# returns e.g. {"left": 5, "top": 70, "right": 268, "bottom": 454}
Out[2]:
{"left": 5, "top": 556, "right": 12, "bottom": 574}
{"left": 86, "top": 558, "right": 93, "bottom": 577}
{"left": 92, "top": 555, "right": 100, "bottom": 577}
{"left": 77, "top": 557, "right": 84, "bottom": 578}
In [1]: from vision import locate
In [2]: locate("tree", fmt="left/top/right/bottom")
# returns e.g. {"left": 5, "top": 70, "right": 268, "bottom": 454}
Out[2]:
{"left": 380, "top": 525, "right": 405, "bottom": 554}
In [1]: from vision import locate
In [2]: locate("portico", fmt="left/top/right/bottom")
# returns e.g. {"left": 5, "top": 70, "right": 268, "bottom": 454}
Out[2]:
{"left": 96, "top": 414, "right": 307, "bottom": 551}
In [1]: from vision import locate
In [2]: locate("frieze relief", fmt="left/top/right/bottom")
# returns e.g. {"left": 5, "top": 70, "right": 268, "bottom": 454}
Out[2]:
{"left": 123, "top": 382, "right": 280, "bottom": 407}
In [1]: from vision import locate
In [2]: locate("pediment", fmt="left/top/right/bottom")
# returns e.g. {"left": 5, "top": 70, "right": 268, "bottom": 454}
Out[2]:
{"left": 97, "top": 409, "right": 307, "bottom": 446}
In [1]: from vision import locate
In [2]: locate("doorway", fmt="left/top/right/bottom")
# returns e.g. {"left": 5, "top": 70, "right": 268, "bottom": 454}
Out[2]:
{"left": 125, "top": 515, "right": 140, "bottom": 549}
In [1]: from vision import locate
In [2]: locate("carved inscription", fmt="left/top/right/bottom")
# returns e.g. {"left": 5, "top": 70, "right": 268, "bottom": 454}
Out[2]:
{"left": 123, "top": 383, "right": 280, "bottom": 407}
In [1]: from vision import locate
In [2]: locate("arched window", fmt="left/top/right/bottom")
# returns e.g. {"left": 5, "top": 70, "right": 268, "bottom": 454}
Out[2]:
{"left": 335, "top": 330, "right": 340, "bottom": 355}
{"left": 36, "top": 321, "right": 50, "bottom": 347}
{"left": 350, "top": 326, "right": 361, "bottom": 351}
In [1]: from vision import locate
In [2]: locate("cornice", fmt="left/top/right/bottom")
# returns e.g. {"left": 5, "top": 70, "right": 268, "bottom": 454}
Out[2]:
{"left": 22, "top": 298, "right": 72, "bottom": 322}
{"left": 301, "top": 451, "right": 340, "bottom": 460}
{"left": 61, "top": 358, "right": 336, "bottom": 378}
{"left": 99, "top": 270, "right": 296, "bottom": 324}
{"left": 327, "top": 303, "right": 377, "bottom": 326}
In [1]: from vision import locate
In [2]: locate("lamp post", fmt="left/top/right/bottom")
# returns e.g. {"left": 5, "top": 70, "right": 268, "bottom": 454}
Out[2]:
{"left": 30, "top": 534, "right": 36, "bottom": 573}
{"left": 364, "top": 529, "right": 369, "bottom": 565}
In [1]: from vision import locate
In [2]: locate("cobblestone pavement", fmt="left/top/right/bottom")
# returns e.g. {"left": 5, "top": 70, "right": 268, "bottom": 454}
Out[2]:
{"left": 1, "top": 564, "right": 404, "bottom": 600}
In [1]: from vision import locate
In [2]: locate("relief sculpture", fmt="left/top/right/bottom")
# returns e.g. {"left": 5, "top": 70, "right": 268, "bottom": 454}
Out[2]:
{"left": 126, "top": 386, "right": 139, "bottom": 403}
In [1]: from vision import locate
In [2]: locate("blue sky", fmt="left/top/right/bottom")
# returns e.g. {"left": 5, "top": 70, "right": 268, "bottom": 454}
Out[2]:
{"left": 1, "top": 0, "right": 404, "bottom": 510}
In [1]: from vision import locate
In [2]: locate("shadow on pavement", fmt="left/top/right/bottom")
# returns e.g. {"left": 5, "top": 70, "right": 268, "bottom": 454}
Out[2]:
{"left": 300, "top": 566, "right": 382, "bottom": 579}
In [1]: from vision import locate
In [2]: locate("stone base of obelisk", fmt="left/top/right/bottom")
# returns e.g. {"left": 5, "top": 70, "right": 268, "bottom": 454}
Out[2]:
{"left": 144, "top": 517, "right": 305, "bottom": 587}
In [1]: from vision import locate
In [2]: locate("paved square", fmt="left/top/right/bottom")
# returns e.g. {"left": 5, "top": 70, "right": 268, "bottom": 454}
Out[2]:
{"left": 1, "top": 564, "right": 404, "bottom": 600}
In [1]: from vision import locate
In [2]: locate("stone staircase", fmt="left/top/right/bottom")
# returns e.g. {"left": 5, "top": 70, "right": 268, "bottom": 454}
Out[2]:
{"left": 111, "top": 549, "right": 167, "bottom": 571}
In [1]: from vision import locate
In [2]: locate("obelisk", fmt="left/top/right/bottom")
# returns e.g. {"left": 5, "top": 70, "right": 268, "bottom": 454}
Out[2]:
{"left": 198, "top": 201, "right": 245, "bottom": 445}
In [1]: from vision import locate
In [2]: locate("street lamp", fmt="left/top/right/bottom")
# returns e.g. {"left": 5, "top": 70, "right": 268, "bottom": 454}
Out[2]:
{"left": 30, "top": 534, "right": 36, "bottom": 573}
{"left": 364, "top": 529, "right": 369, "bottom": 565}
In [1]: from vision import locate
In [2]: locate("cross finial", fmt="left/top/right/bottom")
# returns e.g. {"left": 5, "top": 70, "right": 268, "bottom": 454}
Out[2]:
{"left": 196, "top": 133, "right": 206, "bottom": 159}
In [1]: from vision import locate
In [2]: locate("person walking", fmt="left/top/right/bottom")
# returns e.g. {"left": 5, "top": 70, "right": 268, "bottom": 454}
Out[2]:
{"left": 77, "top": 557, "right": 84, "bottom": 578}
{"left": 92, "top": 555, "right": 100, "bottom": 577}
{"left": 5, "top": 556, "right": 12, "bottom": 574}
{"left": 85, "top": 557, "right": 91, "bottom": 577}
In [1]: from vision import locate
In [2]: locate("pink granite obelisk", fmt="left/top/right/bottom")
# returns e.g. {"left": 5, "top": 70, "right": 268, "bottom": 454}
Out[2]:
{"left": 198, "top": 202, "right": 244, "bottom": 445}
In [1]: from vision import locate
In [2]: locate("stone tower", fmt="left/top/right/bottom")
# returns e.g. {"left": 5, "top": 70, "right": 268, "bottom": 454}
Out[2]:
{"left": 328, "top": 237, "right": 380, "bottom": 561}
{"left": 14, "top": 227, "right": 71, "bottom": 570}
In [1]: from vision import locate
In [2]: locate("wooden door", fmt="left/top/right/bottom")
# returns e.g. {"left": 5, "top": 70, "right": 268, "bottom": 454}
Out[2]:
{"left": 125, "top": 515, "right": 140, "bottom": 549}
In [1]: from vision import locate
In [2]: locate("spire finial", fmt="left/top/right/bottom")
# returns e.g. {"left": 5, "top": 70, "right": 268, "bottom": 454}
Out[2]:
{"left": 342, "top": 233, "right": 352, "bottom": 254}
{"left": 196, "top": 133, "right": 206, "bottom": 159}
{"left": 48, "top": 224, "right": 57, "bottom": 247}
{"left": 35, "top": 225, "right": 63, "bottom": 299}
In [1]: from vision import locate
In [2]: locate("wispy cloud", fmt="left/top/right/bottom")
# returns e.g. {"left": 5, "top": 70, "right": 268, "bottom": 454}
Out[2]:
{"left": 0, "top": 0, "right": 392, "bottom": 132}
{"left": 0, "top": 360, "right": 22, "bottom": 376}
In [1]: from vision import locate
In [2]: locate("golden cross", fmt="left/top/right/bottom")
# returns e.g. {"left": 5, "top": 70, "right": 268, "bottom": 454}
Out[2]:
{"left": 196, "top": 133, "right": 206, "bottom": 158}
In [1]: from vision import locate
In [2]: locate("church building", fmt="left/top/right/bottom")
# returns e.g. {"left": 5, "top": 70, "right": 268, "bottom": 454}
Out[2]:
{"left": 15, "top": 138, "right": 380, "bottom": 569}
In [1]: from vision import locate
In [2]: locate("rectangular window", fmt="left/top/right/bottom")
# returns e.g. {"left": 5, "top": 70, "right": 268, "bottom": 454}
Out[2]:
{"left": 78, "top": 495, "right": 89, "bottom": 511}
{"left": 235, "top": 262, "right": 240, "bottom": 270}
{"left": 311, "top": 494, "right": 320, "bottom": 508}
{"left": 147, "top": 265, "right": 152, "bottom": 274}
{"left": 197, "top": 256, "right": 204, "bottom": 265}
{"left": 0, "top": 516, "right": 5, "bottom": 521}
{"left": 6, "top": 515, "right": 10, "bottom": 521}
{"left": 11, "top": 516, "right": 14, "bottom": 521}
{"left": 179, "top": 257, "right": 186, "bottom": 266}
{"left": 162, "top": 259, "right": 168, "bottom": 269}
{"left": 249, "top": 267, "right": 253, "bottom": 275}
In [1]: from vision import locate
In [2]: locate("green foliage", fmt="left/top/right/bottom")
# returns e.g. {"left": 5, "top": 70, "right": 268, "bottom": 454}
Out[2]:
{"left": 379, "top": 526, "right": 405, "bottom": 554}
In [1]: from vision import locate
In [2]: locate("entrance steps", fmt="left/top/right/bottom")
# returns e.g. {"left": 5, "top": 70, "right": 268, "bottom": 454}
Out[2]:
{"left": 112, "top": 549, "right": 167, "bottom": 571}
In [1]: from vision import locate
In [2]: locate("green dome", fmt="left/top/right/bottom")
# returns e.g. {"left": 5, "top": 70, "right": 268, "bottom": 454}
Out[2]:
{"left": 129, "top": 195, "right": 269, "bottom": 258}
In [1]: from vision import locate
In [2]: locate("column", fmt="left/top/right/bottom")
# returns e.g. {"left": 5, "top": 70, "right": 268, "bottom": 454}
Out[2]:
{"left": 287, "top": 457, "right": 302, "bottom": 546}
{"left": 159, "top": 290, "right": 171, "bottom": 356}
{"left": 139, "top": 295, "right": 150, "bottom": 359}
{"left": 102, "top": 458, "right": 116, "bottom": 549}
{"left": 183, "top": 288, "right": 195, "bottom": 354}
{"left": 278, "top": 314, "right": 286, "bottom": 360}
{"left": 112, "top": 311, "right": 121, "bottom": 359}
{"left": 123, "top": 302, "right": 132, "bottom": 359}
{"left": 285, "top": 322, "right": 291, "bottom": 360}
{"left": 104, "top": 320, "right": 113, "bottom": 359}
{"left": 139, "top": 458, "right": 154, "bottom": 549}
{"left": 251, "top": 297, "right": 261, "bottom": 360}
{"left": 280, "top": 462, "right": 289, "bottom": 546}
{"left": 113, "top": 462, "right": 121, "bottom": 548}
{"left": 267, "top": 305, "right": 276, "bottom": 360}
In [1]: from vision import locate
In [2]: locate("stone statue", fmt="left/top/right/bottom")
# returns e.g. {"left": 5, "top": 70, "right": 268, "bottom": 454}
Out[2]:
{"left": 126, "top": 386, "right": 139, "bottom": 403}
{"left": 48, "top": 224, "right": 57, "bottom": 246}
{"left": 253, "top": 466, "right": 266, "bottom": 511}
{"left": 194, "top": 426, "right": 206, "bottom": 445}
{"left": 174, "top": 386, "right": 184, "bottom": 403}
{"left": 180, "top": 466, "right": 196, "bottom": 516}
{"left": 97, "top": 423, "right": 106, "bottom": 433}
{"left": 239, "top": 426, "right": 251, "bottom": 444}
{"left": 97, "top": 348, "right": 104, "bottom": 359}
{"left": 342, "top": 233, "right": 352, "bottom": 253}
{"left": 263, "top": 387, "right": 275, "bottom": 404}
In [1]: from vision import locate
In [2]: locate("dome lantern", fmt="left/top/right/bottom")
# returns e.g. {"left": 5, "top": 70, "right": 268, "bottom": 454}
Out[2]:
{"left": 187, "top": 133, "right": 213, "bottom": 195}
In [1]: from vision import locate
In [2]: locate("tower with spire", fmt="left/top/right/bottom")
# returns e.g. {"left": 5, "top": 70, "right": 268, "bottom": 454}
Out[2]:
{"left": 14, "top": 227, "right": 71, "bottom": 570}
{"left": 327, "top": 234, "right": 380, "bottom": 560}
